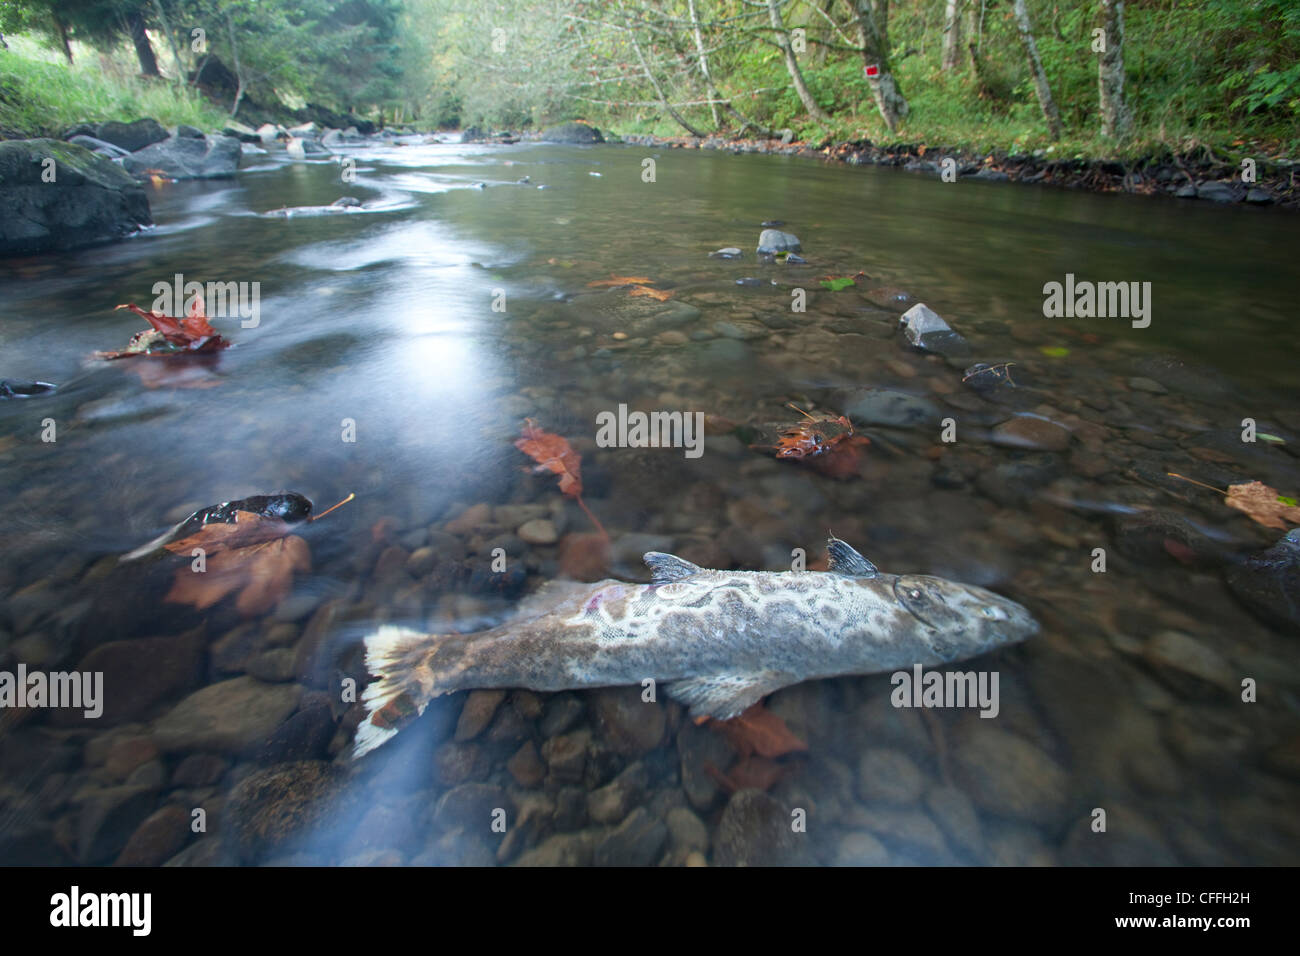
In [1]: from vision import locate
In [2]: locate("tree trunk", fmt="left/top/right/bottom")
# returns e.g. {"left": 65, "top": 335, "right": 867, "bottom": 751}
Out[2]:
{"left": 687, "top": 0, "right": 722, "bottom": 130}
{"left": 768, "top": 0, "right": 830, "bottom": 123}
{"left": 965, "top": 0, "right": 982, "bottom": 72}
{"left": 126, "top": 8, "right": 160, "bottom": 77}
{"left": 628, "top": 25, "right": 706, "bottom": 136}
{"left": 1098, "top": 0, "right": 1133, "bottom": 139}
{"left": 225, "top": 12, "right": 245, "bottom": 117}
{"left": 941, "top": 0, "right": 963, "bottom": 71}
{"left": 151, "top": 0, "right": 185, "bottom": 83}
{"left": 1011, "top": 0, "right": 1061, "bottom": 140}
{"left": 53, "top": 15, "right": 74, "bottom": 64}
{"left": 853, "top": 0, "right": 908, "bottom": 133}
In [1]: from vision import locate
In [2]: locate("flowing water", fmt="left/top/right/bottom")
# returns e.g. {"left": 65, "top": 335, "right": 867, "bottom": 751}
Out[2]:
{"left": 1, "top": 138, "right": 1298, "bottom": 866}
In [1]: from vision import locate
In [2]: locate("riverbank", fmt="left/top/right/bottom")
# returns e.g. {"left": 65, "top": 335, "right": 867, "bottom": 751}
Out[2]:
{"left": 613, "top": 131, "right": 1298, "bottom": 211}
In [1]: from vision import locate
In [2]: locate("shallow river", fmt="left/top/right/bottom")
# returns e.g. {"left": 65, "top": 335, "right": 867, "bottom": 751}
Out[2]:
{"left": 1, "top": 138, "right": 1297, "bottom": 866}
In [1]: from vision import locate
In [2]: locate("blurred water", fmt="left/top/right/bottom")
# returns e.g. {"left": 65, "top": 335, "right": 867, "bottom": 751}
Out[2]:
{"left": 0, "top": 140, "right": 1297, "bottom": 867}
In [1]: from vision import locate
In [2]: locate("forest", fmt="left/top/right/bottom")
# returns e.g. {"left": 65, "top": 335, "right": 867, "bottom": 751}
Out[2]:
{"left": 1, "top": 0, "right": 1297, "bottom": 157}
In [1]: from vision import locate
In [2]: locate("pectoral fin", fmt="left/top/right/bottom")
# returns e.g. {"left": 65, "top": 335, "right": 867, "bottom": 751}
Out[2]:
{"left": 666, "top": 672, "right": 795, "bottom": 720}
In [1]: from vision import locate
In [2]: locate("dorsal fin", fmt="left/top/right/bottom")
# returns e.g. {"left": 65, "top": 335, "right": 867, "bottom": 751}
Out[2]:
{"left": 643, "top": 551, "right": 702, "bottom": 584}
{"left": 827, "top": 537, "right": 878, "bottom": 578}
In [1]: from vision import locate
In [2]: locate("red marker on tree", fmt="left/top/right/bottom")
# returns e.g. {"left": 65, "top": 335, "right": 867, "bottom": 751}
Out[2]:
{"left": 864, "top": 64, "right": 880, "bottom": 78}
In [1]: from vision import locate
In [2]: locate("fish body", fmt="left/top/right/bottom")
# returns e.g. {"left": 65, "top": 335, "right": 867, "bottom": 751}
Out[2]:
{"left": 354, "top": 538, "right": 1037, "bottom": 757}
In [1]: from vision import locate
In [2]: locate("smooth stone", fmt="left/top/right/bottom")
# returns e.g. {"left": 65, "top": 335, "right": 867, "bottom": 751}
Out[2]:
{"left": 991, "top": 414, "right": 1072, "bottom": 451}
{"left": 756, "top": 229, "right": 801, "bottom": 254}
{"left": 714, "top": 790, "right": 814, "bottom": 866}
{"left": 151, "top": 677, "right": 301, "bottom": 753}
{"left": 517, "top": 518, "right": 559, "bottom": 545}
{"left": 951, "top": 723, "right": 1070, "bottom": 826}
{"left": 841, "top": 387, "right": 941, "bottom": 428}
{"left": 856, "top": 747, "right": 926, "bottom": 805}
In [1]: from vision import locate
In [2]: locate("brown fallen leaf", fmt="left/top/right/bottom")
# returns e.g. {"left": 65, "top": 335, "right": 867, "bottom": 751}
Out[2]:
{"left": 164, "top": 534, "right": 310, "bottom": 616}
{"left": 163, "top": 509, "right": 296, "bottom": 558}
{"left": 515, "top": 418, "right": 583, "bottom": 497}
{"left": 709, "top": 702, "right": 809, "bottom": 759}
{"left": 628, "top": 285, "right": 673, "bottom": 301}
{"left": 98, "top": 296, "right": 229, "bottom": 359}
{"left": 805, "top": 434, "right": 873, "bottom": 479}
{"left": 515, "top": 419, "right": 607, "bottom": 539}
{"left": 586, "top": 274, "right": 653, "bottom": 288}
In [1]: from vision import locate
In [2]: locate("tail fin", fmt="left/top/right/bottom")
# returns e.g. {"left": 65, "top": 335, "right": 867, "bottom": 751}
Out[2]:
{"left": 354, "top": 625, "right": 447, "bottom": 758}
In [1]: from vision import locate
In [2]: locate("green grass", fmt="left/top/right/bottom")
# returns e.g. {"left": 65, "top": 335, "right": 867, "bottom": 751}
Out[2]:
{"left": 0, "top": 44, "right": 229, "bottom": 138}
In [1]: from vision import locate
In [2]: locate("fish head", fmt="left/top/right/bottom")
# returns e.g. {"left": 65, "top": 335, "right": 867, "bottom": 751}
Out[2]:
{"left": 889, "top": 573, "right": 1038, "bottom": 660}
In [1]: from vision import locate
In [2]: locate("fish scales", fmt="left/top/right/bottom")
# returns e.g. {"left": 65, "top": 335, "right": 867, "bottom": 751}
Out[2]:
{"left": 353, "top": 537, "right": 1038, "bottom": 757}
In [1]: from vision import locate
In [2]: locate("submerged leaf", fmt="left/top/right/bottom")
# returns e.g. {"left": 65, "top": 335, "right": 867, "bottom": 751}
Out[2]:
{"left": 710, "top": 702, "right": 809, "bottom": 759}
{"left": 515, "top": 419, "right": 583, "bottom": 498}
{"left": 164, "top": 534, "right": 311, "bottom": 617}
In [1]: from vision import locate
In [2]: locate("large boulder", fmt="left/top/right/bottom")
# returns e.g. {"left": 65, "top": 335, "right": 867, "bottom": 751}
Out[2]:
{"left": 540, "top": 121, "right": 604, "bottom": 144}
{"left": 63, "top": 118, "right": 168, "bottom": 153}
{"left": 0, "top": 138, "right": 152, "bottom": 257}
{"left": 122, "top": 133, "right": 242, "bottom": 180}
{"left": 94, "top": 118, "right": 169, "bottom": 152}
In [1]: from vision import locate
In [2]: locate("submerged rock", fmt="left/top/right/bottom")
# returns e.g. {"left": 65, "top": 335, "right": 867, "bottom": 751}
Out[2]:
{"left": 714, "top": 789, "right": 814, "bottom": 866}
{"left": 1225, "top": 529, "right": 1300, "bottom": 631}
{"left": 0, "top": 139, "right": 152, "bottom": 257}
{"left": 898, "top": 302, "right": 970, "bottom": 355}
{"left": 0, "top": 380, "right": 56, "bottom": 399}
{"left": 151, "top": 676, "right": 301, "bottom": 753}
{"left": 841, "top": 386, "right": 941, "bottom": 428}
{"left": 990, "top": 414, "right": 1072, "bottom": 452}
{"left": 756, "top": 229, "right": 801, "bottom": 254}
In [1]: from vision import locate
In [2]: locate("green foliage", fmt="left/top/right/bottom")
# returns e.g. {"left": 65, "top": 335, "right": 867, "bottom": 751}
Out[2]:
{"left": 0, "top": 44, "right": 226, "bottom": 135}
{"left": 2, "top": 0, "right": 1297, "bottom": 153}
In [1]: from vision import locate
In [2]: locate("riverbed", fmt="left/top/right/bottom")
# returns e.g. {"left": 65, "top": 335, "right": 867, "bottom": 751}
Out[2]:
{"left": 0, "top": 138, "right": 1297, "bottom": 866}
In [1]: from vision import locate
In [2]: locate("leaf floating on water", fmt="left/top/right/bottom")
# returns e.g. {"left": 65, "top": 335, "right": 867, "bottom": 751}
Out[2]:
{"left": 98, "top": 296, "right": 229, "bottom": 359}
{"left": 1039, "top": 346, "right": 1070, "bottom": 358}
{"left": 1258, "top": 433, "right": 1286, "bottom": 444}
{"left": 710, "top": 702, "right": 809, "bottom": 759}
{"left": 806, "top": 434, "right": 872, "bottom": 479}
{"left": 753, "top": 403, "right": 859, "bottom": 462}
{"left": 163, "top": 509, "right": 298, "bottom": 558}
